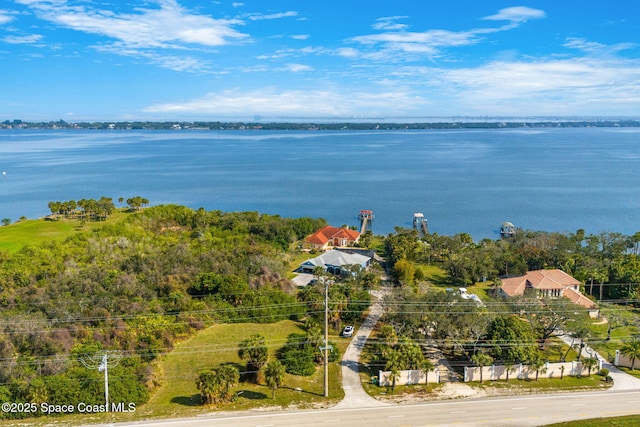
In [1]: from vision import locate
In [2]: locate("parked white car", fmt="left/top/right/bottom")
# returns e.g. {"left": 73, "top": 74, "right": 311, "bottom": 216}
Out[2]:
{"left": 342, "top": 325, "right": 354, "bottom": 337}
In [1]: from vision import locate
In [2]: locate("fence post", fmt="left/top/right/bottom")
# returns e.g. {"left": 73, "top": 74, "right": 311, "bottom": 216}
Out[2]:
{"left": 518, "top": 363, "right": 523, "bottom": 380}
{"left": 545, "top": 362, "right": 550, "bottom": 378}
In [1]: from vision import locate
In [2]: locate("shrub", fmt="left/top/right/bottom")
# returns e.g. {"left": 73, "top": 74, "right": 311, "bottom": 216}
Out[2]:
{"left": 598, "top": 367, "right": 610, "bottom": 377}
{"left": 281, "top": 345, "right": 316, "bottom": 376}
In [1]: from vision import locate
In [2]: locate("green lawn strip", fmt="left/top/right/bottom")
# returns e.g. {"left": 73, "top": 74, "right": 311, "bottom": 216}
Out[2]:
{"left": 359, "top": 369, "right": 610, "bottom": 400}
{"left": 543, "top": 415, "right": 640, "bottom": 427}
{"left": 0, "top": 211, "right": 130, "bottom": 253}
{"left": 618, "top": 367, "right": 640, "bottom": 379}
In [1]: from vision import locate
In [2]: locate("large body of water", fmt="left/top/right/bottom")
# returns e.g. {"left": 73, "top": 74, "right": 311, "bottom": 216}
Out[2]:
{"left": 1, "top": 128, "right": 639, "bottom": 240}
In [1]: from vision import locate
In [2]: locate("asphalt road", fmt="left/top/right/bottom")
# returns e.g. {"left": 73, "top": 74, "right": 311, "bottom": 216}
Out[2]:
{"left": 96, "top": 389, "right": 640, "bottom": 427}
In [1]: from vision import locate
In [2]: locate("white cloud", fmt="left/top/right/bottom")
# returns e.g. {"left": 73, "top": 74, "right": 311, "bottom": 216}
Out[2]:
{"left": 247, "top": 11, "right": 298, "bottom": 21}
{"left": 291, "top": 34, "right": 310, "bottom": 40}
{"left": 483, "top": 6, "right": 545, "bottom": 24}
{"left": 373, "top": 16, "right": 409, "bottom": 31}
{"left": 283, "top": 63, "right": 312, "bottom": 72}
{"left": 16, "top": 0, "right": 248, "bottom": 49}
{"left": 3, "top": 34, "right": 43, "bottom": 44}
{"left": 432, "top": 57, "right": 640, "bottom": 115}
{"left": 144, "top": 52, "right": 640, "bottom": 118}
{"left": 0, "top": 10, "right": 14, "bottom": 25}
{"left": 564, "top": 37, "right": 635, "bottom": 54}
{"left": 143, "top": 87, "right": 428, "bottom": 117}
{"left": 348, "top": 7, "right": 546, "bottom": 61}
{"left": 93, "top": 43, "right": 212, "bottom": 73}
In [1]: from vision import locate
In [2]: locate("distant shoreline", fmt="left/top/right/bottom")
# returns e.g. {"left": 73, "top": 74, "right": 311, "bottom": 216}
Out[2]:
{"left": 2, "top": 119, "right": 640, "bottom": 131}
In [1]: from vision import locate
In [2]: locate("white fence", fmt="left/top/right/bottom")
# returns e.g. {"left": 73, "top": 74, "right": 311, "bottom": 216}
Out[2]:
{"left": 378, "top": 369, "right": 440, "bottom": 387}
{"left": 615, "top": 350, "right": 638, "bottom": 370}
{"left": 464, "top": 360, "right": 602, "bottom": 382}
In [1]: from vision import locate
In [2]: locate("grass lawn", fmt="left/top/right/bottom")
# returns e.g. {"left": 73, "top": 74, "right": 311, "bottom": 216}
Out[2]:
{"left": 543, "top": 415, "right": 640, "bottom": 426}
{"left": 587, "top": 304, "right": 639, "bottom": 363}
{"left": 0, "top": 211, "right": 130, "bottom": 253}
{"left": 139, "top": 320, "right": 345, "bottom": 420}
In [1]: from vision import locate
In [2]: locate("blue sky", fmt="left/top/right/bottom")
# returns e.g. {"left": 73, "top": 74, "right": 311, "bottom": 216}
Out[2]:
{"left": 1, "top": 1, "right": 640, "bottom": 121}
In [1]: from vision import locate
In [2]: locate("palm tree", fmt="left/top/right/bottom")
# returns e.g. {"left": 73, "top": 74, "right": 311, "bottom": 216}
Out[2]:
{"left": 420, "top": 359, "right": 435, "bottom": 385}
{"left": 238, "top": 334, "right": 268, "bottom": 383}
{"left": 471, "top": 353, "right": 493, "bottom": 383}
{"left": 621, "top": 337, "right": 640, "bottom": 370}
{"left": 504, "top": 361, "right": 515, "bottom": 382}
{"left": 264, "top": 360, "right": 286, "bottom": 399}
{"left": 528, "top": 355, "right": 546, "bottom": 381}
{"left": 385, "top": 349, "right": 402, "bottom": 392}
{"left": 582, "top": 357, "right": 599, "bottom": 376}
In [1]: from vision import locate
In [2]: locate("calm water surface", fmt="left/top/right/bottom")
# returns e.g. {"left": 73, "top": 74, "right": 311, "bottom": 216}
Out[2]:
{"left": 1, "top": 128, "right": 639, "bottom": 240}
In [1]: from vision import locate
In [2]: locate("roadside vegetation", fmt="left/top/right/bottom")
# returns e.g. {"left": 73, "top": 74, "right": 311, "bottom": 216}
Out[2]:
{"left": 1, "top": 202, "right": 639, "bottom": 424}
{"left": 0, "top": 202, "right": 371, "bottom": 422}
{"left": 544, "top": 415, "right": 640, "bottom": 426}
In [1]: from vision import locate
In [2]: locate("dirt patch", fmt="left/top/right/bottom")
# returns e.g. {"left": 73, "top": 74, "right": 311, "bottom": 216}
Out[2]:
{"left": 374, "top": 382, "right": 535, "bottom": 404}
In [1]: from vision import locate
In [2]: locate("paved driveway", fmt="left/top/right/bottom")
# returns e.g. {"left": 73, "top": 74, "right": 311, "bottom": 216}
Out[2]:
{"left": 334, "top": 290, "right": 391, "bottom": 409}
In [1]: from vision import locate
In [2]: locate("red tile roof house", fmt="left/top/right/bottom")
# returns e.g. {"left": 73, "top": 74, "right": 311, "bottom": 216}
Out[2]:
{"left": 304, "top": 226, "right": 360, "bottom": 251}
{"left": 499, "top": 269, "right": 599, "bottom": 318}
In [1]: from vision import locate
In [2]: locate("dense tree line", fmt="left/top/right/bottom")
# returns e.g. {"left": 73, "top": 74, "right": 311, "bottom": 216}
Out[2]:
{"left": 386, "top": 228, "right": 640, "bottom": 301}
{"left": 5, "top": 119, "right": 640, "bottom": 131}
{"left": 0, "top": 205, "right": 326, "bottom": 419}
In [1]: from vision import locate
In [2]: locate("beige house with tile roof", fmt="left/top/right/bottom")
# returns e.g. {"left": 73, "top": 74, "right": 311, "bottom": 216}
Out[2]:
{"left": 499, "top": 269, "right": 599, "bottom": 317}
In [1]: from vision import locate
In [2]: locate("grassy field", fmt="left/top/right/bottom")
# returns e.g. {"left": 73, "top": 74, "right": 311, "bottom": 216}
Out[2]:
{"left": 0, "top": 211, "right": 130, "bottom": 253}
{"left": 140, "top": 320, "right": 346, "bottom": 420}
{"left": 544, "top": 415, "right": 640, "bottom": 426}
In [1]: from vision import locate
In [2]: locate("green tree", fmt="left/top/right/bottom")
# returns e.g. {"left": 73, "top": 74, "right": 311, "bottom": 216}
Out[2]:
{"left": 528, "top": 355, "right": 546, "bottom": 381}
{"left": 196, "top": 365, "right": 239, "bottom": 405}
{"left": 385, "top": 349, "right": 402, "bottom": 392}
{"left": 264, "top": 360, "right": 286, "bottom": 399}
{"left": 420, "top": 359, "right": 435, "bottom": 385}
{"left": 375, "top": 324, "right": 398, "bottom": 362}
{"left": 621, "top": 337, "right": 640, "bottom": 370}
{"left": 486, "top": 315, "right": 538, "bottom": 363}
{"left": 471, "top": 353, "right": 493, "bottom": 383}
{"left": 582, "top": 357, "right": 599, "bottom": 376}
{"left": 394, "top": 258, "right": 415, "bottom": 286}
{"left": 504, "top": 361, "right": 515, "bottom": 381}
{"left": 238, "top": 334, "right": 268, "bottom": 383}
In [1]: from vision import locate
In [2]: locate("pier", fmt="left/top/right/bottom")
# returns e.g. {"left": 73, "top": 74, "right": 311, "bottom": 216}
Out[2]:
{"left": 359, "top": 210, "right": 374, "bottom": 234}
{"left": 500, "top": 221, "right": 517, "bottom": 238}
{"left": 413, "top": 212, "right": 428, "bottom": 235}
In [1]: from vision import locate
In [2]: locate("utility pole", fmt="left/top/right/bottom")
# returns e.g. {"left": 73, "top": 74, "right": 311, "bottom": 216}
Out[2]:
{"left": 79, "top": 351, "right": 123, "bottom": 411}
{"left": 100, "top": 354, "right": 109, "bottom": 410}
{"left": 324, "top": 277, "right": 329, "bottom": 397}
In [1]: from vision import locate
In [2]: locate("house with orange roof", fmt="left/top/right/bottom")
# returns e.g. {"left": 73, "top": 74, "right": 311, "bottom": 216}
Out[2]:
{"left": 304, "top": 225, "right": 360, "bottom": 251}
{"left": 499, "top": 269, "right": 599, "bottom": 317}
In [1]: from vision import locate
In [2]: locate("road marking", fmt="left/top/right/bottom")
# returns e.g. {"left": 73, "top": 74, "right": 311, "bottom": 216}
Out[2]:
{"left": 511, "top": 407, "right": 527, "bottom": 410}
{"left": 450, "top": 410, "right": 467, "bottom": 414}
